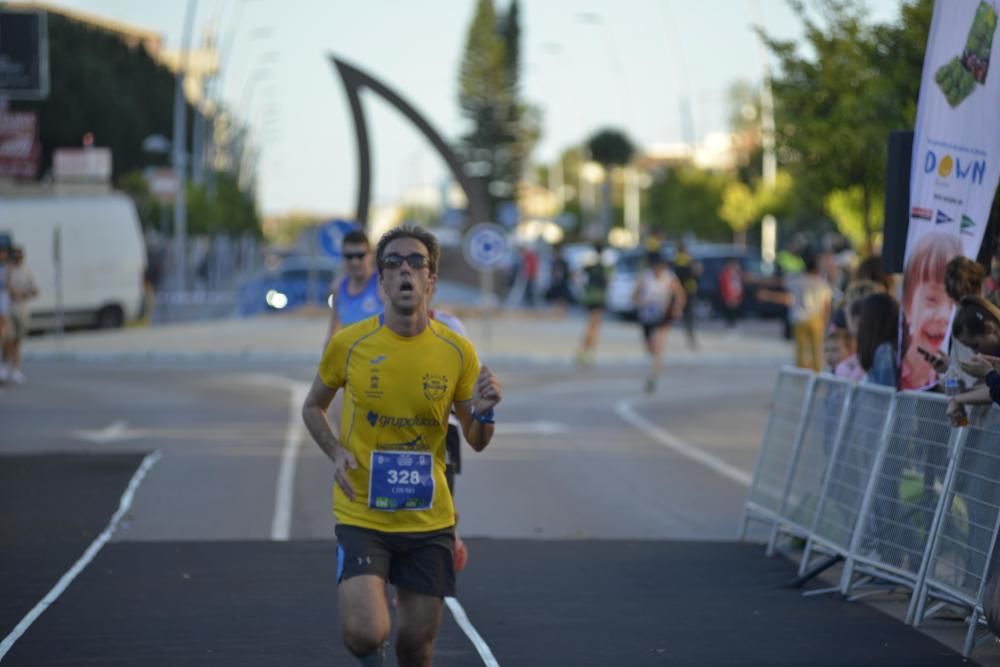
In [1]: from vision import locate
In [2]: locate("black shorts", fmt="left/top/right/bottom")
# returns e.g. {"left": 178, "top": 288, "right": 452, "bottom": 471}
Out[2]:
{"left": 640, "top": 316, "right": 672, "bottom": 343}
{"left": 335, "top": 523, "right": 456, "bottom": 597}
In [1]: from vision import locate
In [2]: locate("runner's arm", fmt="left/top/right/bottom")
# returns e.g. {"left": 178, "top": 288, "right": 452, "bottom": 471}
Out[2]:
{"left": 454, "top": 366, "right": 502, "bottom": 452}
{"left": 301, "top": 374, "right": 358, "bottom": 500}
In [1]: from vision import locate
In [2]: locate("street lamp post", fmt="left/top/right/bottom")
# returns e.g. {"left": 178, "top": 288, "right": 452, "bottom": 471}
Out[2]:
{"left": 172, "top": 0, "right": 198, "bottom": 292}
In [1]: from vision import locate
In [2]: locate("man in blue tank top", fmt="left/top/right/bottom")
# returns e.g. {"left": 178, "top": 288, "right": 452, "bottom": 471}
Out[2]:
{"left": 326, "top": 230, "right": 383, "bottom": 343}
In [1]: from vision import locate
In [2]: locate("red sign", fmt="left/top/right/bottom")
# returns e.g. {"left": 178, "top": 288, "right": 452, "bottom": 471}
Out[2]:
{"left": 0, "top": 111, "right": 40, "bottom": 179}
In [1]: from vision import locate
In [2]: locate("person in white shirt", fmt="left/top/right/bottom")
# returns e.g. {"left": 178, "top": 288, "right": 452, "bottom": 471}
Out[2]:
{"left": 632, "top": 252, "right": 686, "bottom": 393}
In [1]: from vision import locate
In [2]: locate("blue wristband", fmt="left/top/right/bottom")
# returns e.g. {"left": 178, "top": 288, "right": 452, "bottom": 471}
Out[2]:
{"left": 472, "top": 407, "right": 495, "bottom": 424}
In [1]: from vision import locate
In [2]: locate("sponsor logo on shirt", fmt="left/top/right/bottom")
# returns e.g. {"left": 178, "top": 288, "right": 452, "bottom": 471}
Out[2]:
{"left": 422, "top": 374, "right": 448, "bottom": 401}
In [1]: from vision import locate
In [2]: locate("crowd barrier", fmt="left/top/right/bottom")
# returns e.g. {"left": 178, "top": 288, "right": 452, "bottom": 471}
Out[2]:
{"left": 741, "top": 367, "right": 1000, "bottom": 657}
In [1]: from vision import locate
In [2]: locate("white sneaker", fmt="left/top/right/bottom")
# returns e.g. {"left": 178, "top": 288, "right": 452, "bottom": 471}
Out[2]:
{"left": 9, "top": 370, "right": 25, "bottom": 385}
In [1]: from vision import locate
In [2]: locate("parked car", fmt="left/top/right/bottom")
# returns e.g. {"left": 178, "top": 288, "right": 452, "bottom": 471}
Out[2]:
{"left": 606, "top": 243, "right": 781, "bottom": 320}
{"left": 237, "top": 256, "right": 339, "bottom": 316}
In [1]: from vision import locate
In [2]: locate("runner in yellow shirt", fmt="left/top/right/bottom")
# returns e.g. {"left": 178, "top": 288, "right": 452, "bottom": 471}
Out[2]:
{"left": 302, "top": 225, "right": 502, "bottom": 667}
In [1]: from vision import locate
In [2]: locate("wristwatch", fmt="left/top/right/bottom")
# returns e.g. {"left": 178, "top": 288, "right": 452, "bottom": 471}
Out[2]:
{"left": 472, "top": 407, "right": 495, "bottom": 424}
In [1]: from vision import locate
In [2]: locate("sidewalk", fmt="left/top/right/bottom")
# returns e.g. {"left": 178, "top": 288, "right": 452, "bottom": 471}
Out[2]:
{"left": 23, "top": 309, "right": 794, "bottom": 367}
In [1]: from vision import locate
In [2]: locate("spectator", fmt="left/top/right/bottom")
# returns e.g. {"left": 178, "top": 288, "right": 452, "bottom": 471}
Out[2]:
{"left": 761, "top": 250, "right": 833, "bottom": 372}
{"left": 857, "top": 292, "right": 900, "bottom": 387}
{"left": 826, "top": 328, "right": 864, "bottom": 381}
{"left": 672, "top": 241, "right": 702, "bottom": 349}
{"left": 718, "top": 258, "right": 743, "bottom": 331}
{"left": 0, "top": 247, "right": 9, "bottom": 384}
{"left": 853, "top": 255, "right": 894, "bottom": 293}
{"left": 946, "top": 296, "right": 1000, "bottom": 424}
{"left": 544, "top": 245, "right": 575, "bottom": 312}
{"left": 839, "top": 279, "right": 885, "bottom": 336}
{"left": 520, "top": 245, "right": 539, "bottom": 307}
{"left": 986, "top": 249, "right": 1000, "bottom": 308}
{"left": 3, "top": 246, "right": 38, "bottom": 384}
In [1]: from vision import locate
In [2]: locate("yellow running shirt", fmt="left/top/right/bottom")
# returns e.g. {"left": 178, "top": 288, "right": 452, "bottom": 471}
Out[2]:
{"left": 318, "top": 314, "right": 478, "bottom": 532}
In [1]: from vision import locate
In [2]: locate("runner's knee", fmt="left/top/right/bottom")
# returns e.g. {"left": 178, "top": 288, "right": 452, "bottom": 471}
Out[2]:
{"left": 342, "top": 621, "right": 388, "bottom": 658}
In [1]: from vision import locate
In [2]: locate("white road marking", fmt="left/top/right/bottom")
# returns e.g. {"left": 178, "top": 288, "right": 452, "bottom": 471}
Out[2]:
{"left": 445, "top": 596, "right": 501, "bottom": 667}
{"left": 615, "top": 399, "right": 752, "bottom": 488}
{"left": 0, "top": 450, "right": 162, "bottom": 660}
{"left": 71, "top": 420, "right": 148, "bottom": 444}
{"left": 496, "top": 421, "right": 568, "bottom": 435}
{"left": 271, "top": 382, "right": 310, "bottom": 541}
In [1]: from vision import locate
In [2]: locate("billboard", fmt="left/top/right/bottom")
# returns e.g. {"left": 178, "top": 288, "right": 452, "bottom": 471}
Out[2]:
{"left": 0, "top": 9, "right": 50, "bottom": 100}
{"left": 901, "top": 0, "right": 1000, "bottom": 390}
{"left": 0, "top": 110, "right": 40, "bottom": 179}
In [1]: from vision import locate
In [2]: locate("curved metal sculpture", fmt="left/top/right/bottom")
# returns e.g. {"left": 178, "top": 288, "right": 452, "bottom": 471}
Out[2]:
{"left": 329, "top": 56, "right": 487, "bottom": 228}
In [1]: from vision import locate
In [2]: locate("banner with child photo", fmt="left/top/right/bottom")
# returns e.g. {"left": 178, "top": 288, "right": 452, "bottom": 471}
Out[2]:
{"left": 901, "top": 0, "right": 1000, "bottom": 390}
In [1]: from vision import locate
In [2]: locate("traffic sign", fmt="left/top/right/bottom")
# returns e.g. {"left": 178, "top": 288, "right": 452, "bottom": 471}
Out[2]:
{"left": 463, "top": 223, "right": 508, "bottom": 271}
{"left": 317, "top": 219, "right": 359, "bottom": 259}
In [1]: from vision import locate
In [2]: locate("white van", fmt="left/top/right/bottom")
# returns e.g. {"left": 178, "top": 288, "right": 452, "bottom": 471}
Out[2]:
{"left": 0, "top": 193, "right": 147, "bottom": 329}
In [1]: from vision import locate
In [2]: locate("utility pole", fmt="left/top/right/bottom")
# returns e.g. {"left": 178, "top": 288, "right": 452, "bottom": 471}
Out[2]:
{"left": 172, "top": 0, "right": 198, "bottom": 291}
{"left": 753, "top": 0, "right": 778, "bottom": 263}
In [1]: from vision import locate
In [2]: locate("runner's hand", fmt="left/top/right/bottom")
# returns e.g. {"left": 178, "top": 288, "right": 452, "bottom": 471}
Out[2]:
{"left": 333, "top": 447, "right": 359, "bottom": 501}
{"left": 474, "top": 365, "right": 502, "bottom": 414}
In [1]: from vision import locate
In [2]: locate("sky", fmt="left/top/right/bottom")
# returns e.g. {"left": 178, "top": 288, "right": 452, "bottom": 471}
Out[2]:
{"left": 45, "top": 0, "right": 904, "bottom": 216}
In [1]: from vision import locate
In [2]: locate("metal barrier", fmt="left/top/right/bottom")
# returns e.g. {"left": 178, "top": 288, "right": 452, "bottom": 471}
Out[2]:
{"left": 743, "top": 372, "right": 1000, "bottom": 657}
{"left": 778, "top": 375, "right": 853, "bottom": 537}
{"left": 840, "top": 391, "right": 957, "bottom": 596}
{"left": 799, "top": 383, "right": 894, "bottom": 575}
{"left": 910, "top": 406, "right": 1000, "bottom": 653}
{"left": 740, "top": 367, "right": 814, "bottom": 542}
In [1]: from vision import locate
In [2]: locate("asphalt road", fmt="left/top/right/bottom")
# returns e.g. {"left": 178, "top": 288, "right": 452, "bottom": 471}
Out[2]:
{"left": 0, "top": 357, "right": 985, "bottom": 665}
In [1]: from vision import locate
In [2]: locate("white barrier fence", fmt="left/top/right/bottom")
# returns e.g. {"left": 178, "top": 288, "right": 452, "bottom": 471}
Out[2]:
{"left": 742, "top": 367, "right": 1000, "bottom": 657}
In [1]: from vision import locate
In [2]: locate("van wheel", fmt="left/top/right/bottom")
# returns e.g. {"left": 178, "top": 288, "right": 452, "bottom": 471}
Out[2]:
{"left": 96, "top": 305, "right": 124, "bottom": 329}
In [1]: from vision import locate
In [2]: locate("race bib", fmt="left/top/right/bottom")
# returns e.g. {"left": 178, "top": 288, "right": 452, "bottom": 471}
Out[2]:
{"left": 368, "top": 451, "right": 435, "bottom": 511}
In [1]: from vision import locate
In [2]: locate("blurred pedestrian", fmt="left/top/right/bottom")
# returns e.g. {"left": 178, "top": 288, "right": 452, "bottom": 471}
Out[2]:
{"left": 672, "top": 241, "right": 701, "bottom": 349}
{"left": 718, "top": 258, "right": 744, "bottom": 331}
{"left": 520, "top": 245, "right": 539, "bottom": 307}
{"left": 3, "top": 246, "right": 38, "bottom": 384}
{"left": 325, "top": 230, "right": 383, "bottom": 345}
{"left": 576, "top": 242, "right": 609, "bottom": 367}
{"left": 760, "top": 250, "right": 833, "bottom": 372}
{"left": 302, "top": 225, "right": 502, "bottom": 667}
{"left": 632, "top": 252, "right": 686, "bottom": 393}
{"left": 544, "top": 244, "right": 575, "bottom": 312}
{"left": 0, "top": 246, "right": 10, "bottom": 384}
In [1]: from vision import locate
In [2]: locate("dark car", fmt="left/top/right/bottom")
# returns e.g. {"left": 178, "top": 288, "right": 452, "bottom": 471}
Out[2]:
{"left": 238, "top": 256, "right": 339, "bottom": 316}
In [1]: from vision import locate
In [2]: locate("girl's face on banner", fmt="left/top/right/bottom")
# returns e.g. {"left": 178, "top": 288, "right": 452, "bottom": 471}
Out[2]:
{"left": 908, "top": 280, "right": 951, "bottom": 352}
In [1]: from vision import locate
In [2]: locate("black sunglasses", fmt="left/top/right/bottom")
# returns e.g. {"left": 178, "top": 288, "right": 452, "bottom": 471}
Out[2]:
{"left": 381, "top": 253, "right": 430, "bottom": 270}
{"left": 343, "top": 252, "right": 368, "bottom": 261}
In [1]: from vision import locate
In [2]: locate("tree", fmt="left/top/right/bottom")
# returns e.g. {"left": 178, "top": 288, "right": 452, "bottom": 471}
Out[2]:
{"left": 719, "top": 171, "right": 794, "bottom": 245}
{"left": 587, "top": 128, "right": 635, "bottom": 235}
{"left": 645, "top": 167, "right": 731, "bottom": 241}
{"left": 761, "top": 0, "right": 933, "bottom": 254}
{"left": 11, "top": 12, "right": 195, "bottom": 181}
{"left": 458, "top": 0, "right": 514, "bottom": 221}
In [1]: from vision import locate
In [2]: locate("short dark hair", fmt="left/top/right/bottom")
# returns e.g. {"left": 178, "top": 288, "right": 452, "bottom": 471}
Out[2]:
{"left": 953, "top": 295, "right": 1000, "bottom": 340}
{"left": 856, "top": 292, "right": 899, "bottom": 371}
{"left": 802, "top": 248, "right": 819, "bottom": 273}
{"left": 853, "top": 256, "right": 892, "bottom": 291}
{"left": 342, "top": 229, "right": 371, "bottom": 248}
{"left": 944, "top": 256, "right": 985, "bottom": 303}
{"left": 375, "top": 225, "right": 440, "bottom": 275}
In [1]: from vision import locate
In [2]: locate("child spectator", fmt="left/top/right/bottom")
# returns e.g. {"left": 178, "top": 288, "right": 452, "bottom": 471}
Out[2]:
{"left": 826, "top": 328, "right": 864, "bottom": 381}
{"left": 857, "top": 292, "right": 900, "bottom": 387}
